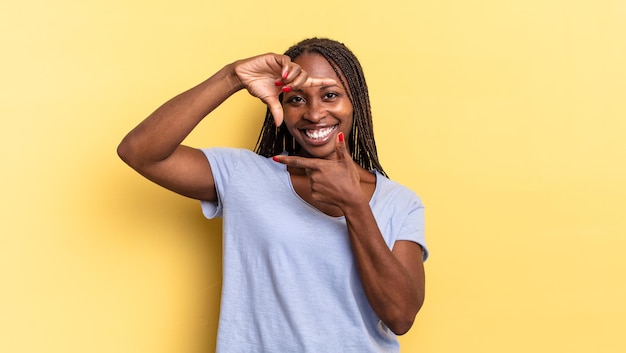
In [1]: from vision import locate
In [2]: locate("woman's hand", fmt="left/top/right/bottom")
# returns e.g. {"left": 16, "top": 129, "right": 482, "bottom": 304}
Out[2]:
{"left": 233, "top": 53, "right": 335, "bottom": 126}
{"left": 272, "top": 132, "right": 364, "bottom": 209}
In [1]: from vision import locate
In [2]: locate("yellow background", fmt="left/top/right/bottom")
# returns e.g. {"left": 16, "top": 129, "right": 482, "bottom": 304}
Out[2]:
{"left": 2, "top": 0, "right": 625, "bottom": 352}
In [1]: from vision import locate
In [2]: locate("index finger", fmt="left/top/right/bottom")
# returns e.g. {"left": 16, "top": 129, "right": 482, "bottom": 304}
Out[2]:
{"left": 302, "top": 77, "right": 337, "bottom": 88}
{"left": 272, "top": 155, "right": 322, "bottom": 170}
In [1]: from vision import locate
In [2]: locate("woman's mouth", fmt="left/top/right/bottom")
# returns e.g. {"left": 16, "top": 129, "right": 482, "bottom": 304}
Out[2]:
{"left": 303, "top": 125, "right": 337, "bottom": 141}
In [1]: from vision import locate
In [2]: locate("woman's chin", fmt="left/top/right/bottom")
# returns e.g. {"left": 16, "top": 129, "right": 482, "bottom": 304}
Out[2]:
{"left": 296, "top": 145, "right": 338, "bottom": 160}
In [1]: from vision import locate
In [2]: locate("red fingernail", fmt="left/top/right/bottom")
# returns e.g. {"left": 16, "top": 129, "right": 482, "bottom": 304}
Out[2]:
{"left": 338, "top": 132, "right": 344, "bottom": 143}
{"left": 281, "top": 86, "right": 292, "bottom": 93}
{"left": 282, "top": 71, "right": 289, "bottom": 80}
{"left": 274, "top": 80, "right": 284, "bottom": 86}
{"left": 272, "top": 156, "right": 280, "bottom": 162}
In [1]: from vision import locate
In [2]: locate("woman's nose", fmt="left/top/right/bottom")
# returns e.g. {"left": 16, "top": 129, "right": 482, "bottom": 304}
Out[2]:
{"left": 304, "top": 101, "right": 325, "bottom": 122}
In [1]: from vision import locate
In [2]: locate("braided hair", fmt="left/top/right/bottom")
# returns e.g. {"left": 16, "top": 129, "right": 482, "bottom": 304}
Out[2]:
{"left": 253, "top": 37, "right": 387, "bottom": 177}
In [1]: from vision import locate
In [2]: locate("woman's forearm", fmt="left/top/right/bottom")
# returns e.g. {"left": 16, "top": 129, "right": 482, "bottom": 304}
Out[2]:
{"left": 344, "top": 202, "right": 425, "bottom": 335}
{"left": 117, "top": 63, "right": 243, "bottom": 168}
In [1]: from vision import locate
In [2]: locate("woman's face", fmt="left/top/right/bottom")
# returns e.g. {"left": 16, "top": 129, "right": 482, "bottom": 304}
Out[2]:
{"left": 281, "top": 53, "right": 354, "bottom": 160}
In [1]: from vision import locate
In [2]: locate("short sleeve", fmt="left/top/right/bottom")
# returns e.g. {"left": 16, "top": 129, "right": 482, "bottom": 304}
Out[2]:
{"left": 199, "top": 148, "right": 243, "bottom": 219}
{"left": 396, "top": 198, "right": 428, "bottom": 261}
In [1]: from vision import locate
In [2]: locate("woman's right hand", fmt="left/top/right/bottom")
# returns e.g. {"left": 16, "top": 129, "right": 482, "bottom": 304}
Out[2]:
{"left": 233, "top": 53, "right": 335, "bottom": 126}
{"left": 119, "top": 53, "right": 338, "bottom": 202}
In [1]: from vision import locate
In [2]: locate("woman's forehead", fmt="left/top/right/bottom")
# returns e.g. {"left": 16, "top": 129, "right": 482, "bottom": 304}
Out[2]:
{"left": 293, "top": 53, "right": 342, "bottom": 80}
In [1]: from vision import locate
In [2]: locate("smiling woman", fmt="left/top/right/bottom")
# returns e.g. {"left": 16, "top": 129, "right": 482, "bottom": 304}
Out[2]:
{"left": 281, "top": 53, "right": 353, "bottom": 159}
{"left": 117, "top": 37, "right": 428, "bottom": 353}
{"left": 255, "top": 38, "right": 387, "bottom": 176}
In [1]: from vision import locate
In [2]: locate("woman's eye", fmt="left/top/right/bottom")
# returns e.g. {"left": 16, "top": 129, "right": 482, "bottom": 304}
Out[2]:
{"left": 324, "top": 92, "right": 338, "bottom": 99}
{"left": 287, "top": 96, "right": 304, "bottom": 104}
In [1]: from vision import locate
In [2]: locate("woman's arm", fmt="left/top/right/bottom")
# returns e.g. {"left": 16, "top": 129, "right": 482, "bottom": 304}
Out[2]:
{"left": 117, "top": 54, "right": 330, "bottom": 200}
{"left": 343, "top": 205, "right": 425, "bottom": 335}
{"left": 117, "top": 63, "right": 242, "bottom": 200}
{"left": 273, "top": 134, "right": 425, "bottom": 335}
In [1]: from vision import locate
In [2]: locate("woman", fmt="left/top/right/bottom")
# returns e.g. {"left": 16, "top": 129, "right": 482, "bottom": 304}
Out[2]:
{"left": 118, "top": 38, "right": 428, "bottom": 352}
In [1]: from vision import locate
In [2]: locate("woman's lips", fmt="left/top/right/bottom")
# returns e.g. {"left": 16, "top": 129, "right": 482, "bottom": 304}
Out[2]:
{"left": 302, "top": 125, "right": 337, "bottom": 143}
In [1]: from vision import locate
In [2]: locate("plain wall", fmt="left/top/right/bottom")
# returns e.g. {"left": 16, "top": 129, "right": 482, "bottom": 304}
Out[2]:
{"left": 1, "top": 0, "right": 625, "bottom": 352}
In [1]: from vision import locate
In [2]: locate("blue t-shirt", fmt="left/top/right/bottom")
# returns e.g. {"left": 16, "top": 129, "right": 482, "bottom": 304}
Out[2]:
{"left": 201, "top": 148, "right": 427, "bottom": 353}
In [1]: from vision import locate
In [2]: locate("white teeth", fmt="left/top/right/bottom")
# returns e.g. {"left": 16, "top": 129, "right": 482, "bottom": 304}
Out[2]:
{"left": 305, "top": 126, "right": 336, "bottom": 140}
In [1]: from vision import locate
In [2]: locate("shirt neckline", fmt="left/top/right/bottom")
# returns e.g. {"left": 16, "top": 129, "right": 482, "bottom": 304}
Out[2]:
{"left": 273, "top": 155, "right": 380, "bottom": 219}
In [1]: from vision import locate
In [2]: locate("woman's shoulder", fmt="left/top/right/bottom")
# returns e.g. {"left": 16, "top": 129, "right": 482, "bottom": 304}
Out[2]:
{"left": 374, "top": 171, "right": 423, "bottom": 206}
{"left": 201, "top": 147, "right": 267, "bottom": 160}
{"left": 200, "top": 147, "right": 275, "bottom": 175}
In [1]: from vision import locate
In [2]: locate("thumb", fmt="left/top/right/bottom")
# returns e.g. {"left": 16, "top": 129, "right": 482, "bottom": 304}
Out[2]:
{"left": 336, "top": 132, "right": 349, "bottom": 161}
{"left": 261, "top": 95, "right": 283, "bottom": 126}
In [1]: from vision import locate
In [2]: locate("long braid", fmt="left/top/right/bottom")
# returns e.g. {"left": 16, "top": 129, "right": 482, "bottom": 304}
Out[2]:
{"left": 254, "top": 38, "right": 387, "bottom": 177}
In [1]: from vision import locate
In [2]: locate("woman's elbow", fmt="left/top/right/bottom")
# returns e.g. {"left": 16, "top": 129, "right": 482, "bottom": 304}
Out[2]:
{"left": 387, "top": 310, "right": 419, "bottom": 336}
{"left": 117, "top": 138, "right": 136, "bottom": 167}
{"left": 389, "top": 319, "right": 414, "bottom": 336}
{"left": 387, "top": 297, "right": 424, "bottom": 335}
{"left": 117, "top": 135, "right": 145, "bottom": 169}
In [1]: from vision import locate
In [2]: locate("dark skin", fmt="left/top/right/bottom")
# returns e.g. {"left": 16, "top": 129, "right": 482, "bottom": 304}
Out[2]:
{"left": 275, "top": 136, "right": 424, "bottom": 335}
{"left": 118, "top": 52, "right": 425, "bottom": 335}
{"left": 286, "top": 160, "right": 375, "bottom": 218}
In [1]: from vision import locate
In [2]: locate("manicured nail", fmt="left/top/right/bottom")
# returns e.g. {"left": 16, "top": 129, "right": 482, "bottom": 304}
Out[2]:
{"left": 272, "top": 156, "right": 280, "bottom": 162}
{"left": 281, "top": 86, "right": 292, "bottom": 93}
{"left": 338, "top": 132, "right": 344, "bottom": 143}
{"left": 275, "top": 80, "right": 284, "bottom": 86}
{"left": 282, "top": 71, "right": 289, "bottom": 80}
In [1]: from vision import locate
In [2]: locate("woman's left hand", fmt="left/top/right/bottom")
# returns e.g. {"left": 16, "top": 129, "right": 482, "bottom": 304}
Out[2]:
{"left": 273, "top": 133, "right": 364, "bottom": 209}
